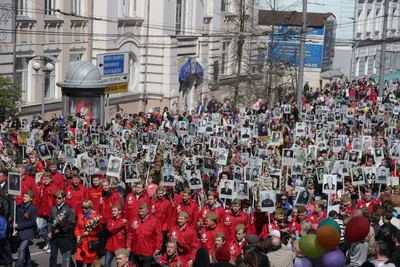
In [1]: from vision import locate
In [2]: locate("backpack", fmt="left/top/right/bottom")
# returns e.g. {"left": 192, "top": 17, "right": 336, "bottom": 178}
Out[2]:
{"left": 0, "top": 215, "right": 7, "bottom": 240}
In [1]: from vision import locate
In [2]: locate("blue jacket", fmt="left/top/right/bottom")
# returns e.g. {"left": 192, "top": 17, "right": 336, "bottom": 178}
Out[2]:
{"left": 0, "top": 215, "right": 7, "bottom": 239}
{"left": 15, "top": 202, "right": 38, "bottom": 240}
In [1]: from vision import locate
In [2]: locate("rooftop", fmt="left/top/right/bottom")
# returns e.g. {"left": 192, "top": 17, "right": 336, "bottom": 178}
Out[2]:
{"left": 258, "top": 10, "right": 335, "bottom": 27}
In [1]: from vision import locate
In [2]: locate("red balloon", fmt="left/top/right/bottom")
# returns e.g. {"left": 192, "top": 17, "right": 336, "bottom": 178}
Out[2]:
{"left": 345, "top": 216, "right": 370, "bottom": 243}
{"left": 316, "top": 225, "right": 340, "bottom": 249}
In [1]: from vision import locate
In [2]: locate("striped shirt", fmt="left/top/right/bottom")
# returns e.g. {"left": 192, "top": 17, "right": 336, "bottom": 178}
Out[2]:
{"left": 334, "top": 218, "right": 345, "bottom": 243}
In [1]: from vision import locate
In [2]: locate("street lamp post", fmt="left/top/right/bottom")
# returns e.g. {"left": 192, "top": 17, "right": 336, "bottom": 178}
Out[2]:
{"left": 32, "top": 61, "right": 55, "bottom": 120}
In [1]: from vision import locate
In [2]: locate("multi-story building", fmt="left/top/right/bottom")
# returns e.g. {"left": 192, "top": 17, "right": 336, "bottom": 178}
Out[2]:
{"left": 10, "top": 0, "right": 260, "bottom": 119}
{"left": 352, "top": 0, "right": 400, "bottom": 81}
{"left": 0, "top": 0, "right": 14, "bottom": 78}
{"left": 14, "top": 0, "right": 92, "bottom": 118}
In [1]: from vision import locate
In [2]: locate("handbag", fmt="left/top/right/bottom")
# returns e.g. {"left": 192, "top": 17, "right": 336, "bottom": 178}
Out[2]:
{"left": 88, "top": 240, "right": 100, "bottom": 251}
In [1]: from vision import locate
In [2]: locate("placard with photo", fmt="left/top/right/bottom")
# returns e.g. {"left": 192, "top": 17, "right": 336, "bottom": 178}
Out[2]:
{"left": 363, "top": 167, "right": 376, "bottom": 184}
{"left": 270, "top": 132, "right": 281, "bottom": 146}
{"left": 387, "top": 176, "right": 399, "bottom": 188}
{"left": 218, "top": 179, "right": 235, "bottom": 199}
{"left": 217, "top": 148, "right": 228, "bottom": 165}
{"left": 8, "top": 172, "right": 21, "bottom": 196}
{"left": 236, "top": 182, "right": 249, "bottom": 199}
{"left": 187, "top": 170, "right": 203, "bottom": 190}
{"left": 351, "top": 167, "right": 365, "bottom": 186}
{"left": 37, "top": 143, "right": 51, "bottom": 160}
{"left": 97, "top": 157, "right": 108, "bottom": 173}
{"left": 376, "top": 167, "right": 388, "bottom": 184}
{"left": 316, "top": 167, "right": 328, "bottom": 184}
{"left": 295, "top": 187, "right": 311, "bottom": 206}
{"left": 125, "top": 164, "right": 139, "bottom": 183}
{"left": 162, "top": 167, "right": 175, "bottom": 186}
{"left": 107, "top": 156, "right": 123, "bottom": 177}
{"left": 323, "top": 175, "right": 337, "bottom": 194}
{"left": 260, "top": 190, "right": 276, "bottom": 212}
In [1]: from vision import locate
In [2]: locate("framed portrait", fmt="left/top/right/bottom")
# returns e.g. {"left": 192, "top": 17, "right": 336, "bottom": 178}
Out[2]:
{"left": 162, "top": 167, "right": 175, "bottom": 186}
{"left": 8, "top": 172, "right": 21, "bottom": 196}
{"left": 97, "top": 157, "right": 108, "bottom": 173}
{"left": 351, "top": 167, "right": 365, "bottom": 186}
{"left": 236, "top": 182, "right": 249, "bottom": 200}
{"left": 187, "top": 170, "right": 203, "bottom": 190}
{"left": 375, "top": 167, "right": 388, "bottom": 184}
{"left": 295, "top": 187, "right": 312, "bottom": 206}
{"left": 106, "top": 156, "right": 123, "bottom": 177}
{"left": 260, "top": 190, "right": 276, "bottom": 212}
{"left": 218, "top": 179, "right": 235, "bottom": 199}
{"left": 270, "top": 132, "right": 281, "bottom": 146}
{"left": 37, "top": 143, "right": 51, "bottom": 160}
{"left": 124, "top": 164, "right": 139, "bottom": 183}
{"left": 322, "top": 174, "right": 337, "bottom": 194}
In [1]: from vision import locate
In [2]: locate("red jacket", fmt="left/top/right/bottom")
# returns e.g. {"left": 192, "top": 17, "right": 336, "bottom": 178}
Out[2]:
{"left": 158, "top": 253, "right": 179, "bottom": 267}
{"left": 247, "top": 212, "right": 257, "bottom": 235}
{"left": 356, "top": 199, "right": 379, "bottom": 213}
{"left": 105, "top": 215, "right": 126, "bottom": 253}
{"left": 65, "top": 184, "right": 89, "bottom": 216}
{"left": 229, "top": 239, "right": 246, "bottom": 262}
{"left": 199, "top": 205, "right": 226, "bottom": 228}
{"left": 259, "top": 219, "right": 281, "bottom": 239}
{"left": 223, "top": 210, "right": 248, "bottom": 245}
{"left": 99, "top": 191, "right": 121, "bottom": 224}
{"left": 36, "top": 182, "right": 58, "bottom": 217}
{"left": 171, "top": 199, "right": 199, "bottom": 229}
{"left": 168, "top": 224, "right": 200, "bottom": 266}
{"left": 126, "top": 214, "right": 162, "bottom": 256}
{"left": 15, "top": 175, "right": 38, "bottom": 205}
{"left": 308, "top": 212, "right": 327, "bottom": 225}
{"left": 123, "top": 192, "right": 151, "bottom": 223}
{"left": 74, "top": 212, "right": 101, "bottom": 263}
{"left": 199, "top": 225, "right": 225, "bottom": 256}
{"left": 51, "top": 171, "right": 65, "bottom": 190}
{"left": 150, "top": 196, "right": 172, "bottom": 232}
{"left": 88, "top": 186, "right": 103, "bottom": 213}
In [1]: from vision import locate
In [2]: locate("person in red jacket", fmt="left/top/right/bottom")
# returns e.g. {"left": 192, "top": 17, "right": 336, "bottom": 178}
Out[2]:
{"left": 123, "top": 182, "right": 150, "bottom": 222}
{"left": 356, "top": 189, "right": 378, "bottom": 213}
{"left": 48, "top": 160, "right": 65, "bottom": 190}
{"left": 64, "top": 173, "right": 89, "bottom": 217}
{"left": 199, "top": 192, "right": 226, "bottom": 228}
{"left": 260, "top": 208, "right": 287, "bottom": 239}
{"left": 115, "top": 248, "right": 136, "bottom": 267}
{"left": 74, "top": 200, "right": 101, "bottom": 267}
{"left": 308, "top": 201, "right": 327, "bottom": 225}
{"left": 14, "top": 164, "right": 38, "bottom": 205}
{"left": 126, "top": 202, "right": 162, "bottom": 267}
{"left": 228, "top": 224, "right": 247, "bottom": 263}
{"left": 171, "top": 188, "right": 199, "bottom": 229}
{"left": 157, "top": 240, "right": 179, "bottom": 267}
{"left": 150, "top": 186, "right": 171, "bottom": 233}
{"left": 199, "top": 212, "right": 225, "bottom": 257}
{"left": 223, "top": 199, "right": 248, "bottom": 245}
{"left": 36, "top": 172, "right": 58, "bottom": 252}
{"left": 339, "top": 195, "right": 355, "bottom": 215}
{"left": 88, "top": 175, "right": 102, "bottom": 213}
{"left": 168, "top": 211, "right": 199, "bottom": 267}
{"left": 104, "top": 204, "right": 127, "bottom": 267}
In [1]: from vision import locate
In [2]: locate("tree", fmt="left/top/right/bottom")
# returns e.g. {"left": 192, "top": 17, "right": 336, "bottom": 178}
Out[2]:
{"left": 0, "top": 76, "right": 23, "bottom": 116}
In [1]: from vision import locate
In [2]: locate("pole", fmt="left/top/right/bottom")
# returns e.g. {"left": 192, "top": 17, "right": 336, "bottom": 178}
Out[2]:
{"left": 12, "top": 2, "right": 17, "bottom": 81}
{"left": 297, "top": 0, "right": 307, "bottom": 108}
{"left": 41, "top": 75, "right": 46, "bottom": 119}
{"left": 143, "top": 0, "right": 151, "bottom": 112}
{"left": 379, "top": 0, "right": 389, "bottom": 97}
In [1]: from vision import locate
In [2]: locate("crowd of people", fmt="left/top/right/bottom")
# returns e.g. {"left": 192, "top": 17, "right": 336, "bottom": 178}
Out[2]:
{"left": 0, "top": 76, "right": 399, "bottom": 267}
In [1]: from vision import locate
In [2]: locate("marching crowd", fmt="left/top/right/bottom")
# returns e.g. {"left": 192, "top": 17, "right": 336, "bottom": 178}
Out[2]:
{"left": 0, "top": 76, "right": 399, "bottom": 267}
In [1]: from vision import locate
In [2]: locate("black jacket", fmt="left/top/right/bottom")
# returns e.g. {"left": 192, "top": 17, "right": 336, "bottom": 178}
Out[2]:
{"left": 376, "top": 222, "right": 397, "bottom": 251}
{"left": 48, "top": 203, "right": 76, "bottom": 238}
{"left": 15, "top": 202, "right": 38, "bottom": 240}
{"left": 391, "top": 246, "right": 400, "bottom": 267}
{"left": 0, "top": 194, "right": 10, "bottom": 219}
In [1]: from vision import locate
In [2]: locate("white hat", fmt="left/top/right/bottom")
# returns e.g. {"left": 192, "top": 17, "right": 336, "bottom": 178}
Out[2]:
{"left": 269, "top": 230, "right": 281, "bottom": 238}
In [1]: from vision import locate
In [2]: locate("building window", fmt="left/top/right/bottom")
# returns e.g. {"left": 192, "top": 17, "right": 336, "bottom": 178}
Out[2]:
{"left": 176, "top": 0, "right": 183, "bottom": 34}
{"left": 45, "top": 0, "right": 56, "bottom": 15}
{"left": 221, "top": 41, "right": 229, "bottom": 75}
{"left": 44, "top": 59, "right": 56, "bottom": 99}
{"left": 373, "top": 55, "right": 376, "bottom": 73}
{"left": 71, "top": 0, "right": 82, "bottom": 15}
{"left": 364, "top": 56, "right": 368, "bottom": 75}
{"left": 15, "top": 58, "right": 28, "bottom": 102}
{"left": 123, "top": 0, "right": 136, "bottom": 17}
{"left": 221, "top": 0, "right": 230, "bottom": 12}
{"left": 17, "top": 0, "right": 27, "bottom": 15}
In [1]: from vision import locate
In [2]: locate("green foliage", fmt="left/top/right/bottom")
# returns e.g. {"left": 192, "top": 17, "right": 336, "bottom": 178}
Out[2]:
{"left": 0, "top": 75, "right": 23, "bottom": 116}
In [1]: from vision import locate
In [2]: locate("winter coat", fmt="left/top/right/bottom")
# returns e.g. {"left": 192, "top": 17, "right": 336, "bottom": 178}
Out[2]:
{"left": 74, "top": 211, "right": 101, "bottom": 264}
{"left": 15, "top": 202, "right": 38, "bottom": 240}
{"left": 105, "top": 215, "right": 126, "bottom": 253}
{"left": 64, "top": 184, "right": 89, "bottom": 216}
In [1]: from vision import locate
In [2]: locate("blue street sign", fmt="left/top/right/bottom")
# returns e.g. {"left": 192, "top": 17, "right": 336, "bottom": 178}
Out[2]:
{"left": 97, "top": 52, "right": 130, "bottom": 84}
{"left": 103, "top": 54, "right": 125, "bottom": 75}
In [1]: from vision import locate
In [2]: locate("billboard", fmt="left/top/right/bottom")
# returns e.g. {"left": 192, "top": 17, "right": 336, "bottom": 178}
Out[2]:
{"left": 269, "top": 42, "right": 323, "bottom": 69}
{"left": 321, "top": 20, "right": 336, "bottom": 72}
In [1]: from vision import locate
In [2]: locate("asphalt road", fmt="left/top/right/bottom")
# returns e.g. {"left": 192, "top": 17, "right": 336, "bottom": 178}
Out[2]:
{"left": 6, "top": 238, "right": 116, "bottom": 267}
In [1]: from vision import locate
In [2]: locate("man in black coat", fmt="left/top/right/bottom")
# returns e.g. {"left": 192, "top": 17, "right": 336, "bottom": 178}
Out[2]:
{"left": 48, "top": 190, "right": 76, "bottom": 267}
{"left": 14, "top": 190, "right": 38, "bottom": 267}
{"left": 0, "top": 170, "right": 13, "bottom": 267}
{"left": 376, "top": 211, "right": 398, "bottom": 252}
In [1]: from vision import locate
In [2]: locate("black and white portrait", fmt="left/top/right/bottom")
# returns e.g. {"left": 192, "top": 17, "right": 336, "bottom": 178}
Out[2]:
{"left": 97, "top": 157, "right": 108, "bottom": 173}
{"left": 38, "top": 143, "right": 51, "bottom": 160}
{"left": 99, "top": 132, "right": 108, "bottom": 147}
{"left": 323, "top": 175, "right": 337, "bottom": 194}
{"left": 234, "top": 166, "right": 242, "bottom": 181}
{"left": 126, "top": 139, "right": 138, "bottom": 156}
{"left": 188, "top": 124, "right": 196, "bottom": 136}
{"left": 188, "top": 170, "right": 203, "bottom": 189}
{"left": 125, "top": 164, "right": 139, "bottom": 183}
{"left": 236, "top": 182, "right": 249, "bottom": 199}
{"left": 352, "top": 138, "right": 362, "bottom": 151}
{"left": 295, "top": 188, "right": 311, "bottom": 206}
{"left": 106, "top": 156, "right": 122, "bottom": 177}
{"left": 217, "top": 149, "right": 228, "bottom": 165}
{"left": 364, "top": 167, "right": 376, "bottom": 183}
{"left": 8, "top": 172, "right": 21, "bottom": 196}
{"left": 376, "top": 167, "right": 388, "bottom": 184}
{"left": 271, "top": 132, "right": 281, "bottom": 145}
{"left": 218, "top": 179, "right": 234, "bottom": 199}
{"left": 84, "top": 135, "right": 92, "bottom": 148}
{"left": 178, "top": 121, "right": 188, "bottom": 132}
{"left": 64, "top": 144, "right": 74, "bottom": 163}
{"left": 260, "top": 190, "right": 276, "bottom": 212}
{"left": 162, "top": 167, "right": 175, "bottom": 186}
{"left": 351, "top": 167, "right": 365, "bottom": 185}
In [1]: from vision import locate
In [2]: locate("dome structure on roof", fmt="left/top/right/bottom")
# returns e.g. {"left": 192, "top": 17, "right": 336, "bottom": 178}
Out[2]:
{"left": 57, "top": 61, "right": 106, "bottom": 89}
